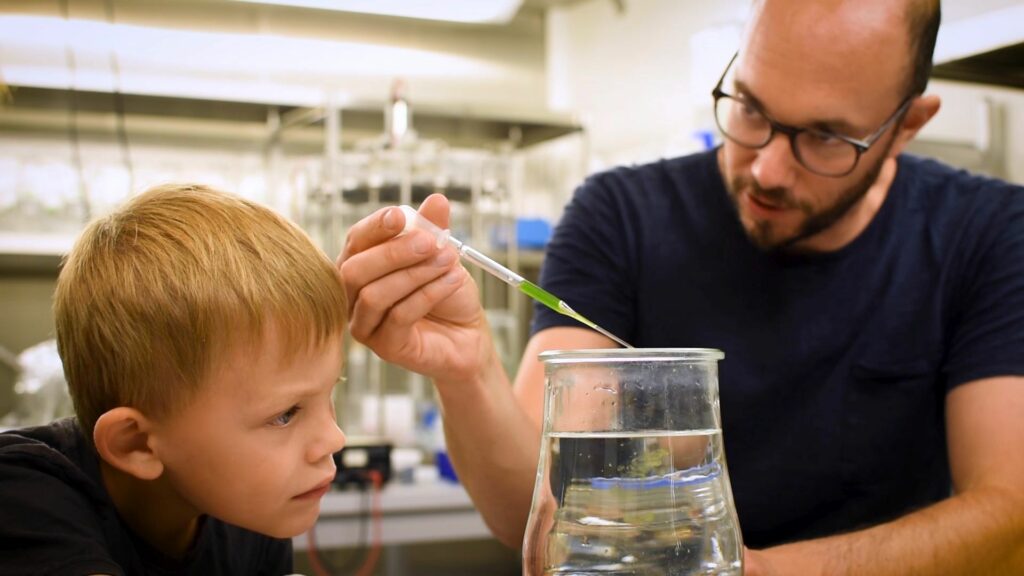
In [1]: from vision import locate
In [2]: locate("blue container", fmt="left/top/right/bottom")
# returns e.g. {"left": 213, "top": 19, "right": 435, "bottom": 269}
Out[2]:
{"left": 436, "top": 450, "right": 459, "bottom": 484}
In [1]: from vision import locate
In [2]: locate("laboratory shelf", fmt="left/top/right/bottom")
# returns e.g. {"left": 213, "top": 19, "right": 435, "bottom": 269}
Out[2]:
{"left": 0, "top": 233, "right": 73, "bottom": 273}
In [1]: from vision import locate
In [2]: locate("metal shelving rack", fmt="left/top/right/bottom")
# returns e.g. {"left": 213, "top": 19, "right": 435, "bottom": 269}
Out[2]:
{"left": 285, "top": 91, "right": 528, "bottom": 446}
{"left": 0, "top": 85, "right": 586, "bottom": 447}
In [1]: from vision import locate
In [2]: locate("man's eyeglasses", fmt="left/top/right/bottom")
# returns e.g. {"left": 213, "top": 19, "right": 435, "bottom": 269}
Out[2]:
{"left": 711, "top": 53, "right": 914, "bottom": 177}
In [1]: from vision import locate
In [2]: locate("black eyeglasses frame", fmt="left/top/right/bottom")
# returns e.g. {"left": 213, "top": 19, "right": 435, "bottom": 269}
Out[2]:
{"left": 711, "top": 52, "right": 916, "bottom": 177}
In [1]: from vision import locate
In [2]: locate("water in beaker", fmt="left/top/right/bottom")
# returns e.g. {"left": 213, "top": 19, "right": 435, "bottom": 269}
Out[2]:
{"left": 524, "top": 349, "right": 743, "bottom": 576}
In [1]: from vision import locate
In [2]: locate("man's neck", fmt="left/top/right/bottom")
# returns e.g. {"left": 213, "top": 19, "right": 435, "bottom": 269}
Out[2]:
{"left": 99, "top": 460, "right": 201, "bottom": 560}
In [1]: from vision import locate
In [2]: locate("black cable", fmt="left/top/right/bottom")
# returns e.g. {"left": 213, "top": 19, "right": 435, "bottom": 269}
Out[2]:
{"left": 334, "top": 486, "right": 371, "bottom": 573}
{"left": 308, "top": 480, "right": 372, "bottom": 575}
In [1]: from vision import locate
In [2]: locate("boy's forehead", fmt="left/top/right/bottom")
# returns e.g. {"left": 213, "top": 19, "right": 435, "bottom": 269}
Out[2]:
{"left": 220, "top": 321, "right": 344, "bottom": 366}
{"left": 207, "top": 329, "right": 345, "bottom": 395}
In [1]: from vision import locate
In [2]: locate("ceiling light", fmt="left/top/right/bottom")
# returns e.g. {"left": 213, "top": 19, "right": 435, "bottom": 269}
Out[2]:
{"left": 0, "top": 15, "right": 499, "bottom": 107}
{"left": 230, "top": 0, "right": 524, "bottom": 24}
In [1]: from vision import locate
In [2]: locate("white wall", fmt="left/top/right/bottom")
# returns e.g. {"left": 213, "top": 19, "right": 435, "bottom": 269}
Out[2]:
{"left": 546, "top": 0, "right": 748, "bottom": 170}
{"left": 935, "top": 1, "right": 1024, "bottom": 63}
{"left": 546, "top": 0, "right": 1024, "bottom": 185}
{"left": 917, "top": 80, "right": 1024, "bottom": 184}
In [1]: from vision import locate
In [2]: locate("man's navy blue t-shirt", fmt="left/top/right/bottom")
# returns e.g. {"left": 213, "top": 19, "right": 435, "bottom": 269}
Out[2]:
{"left": 531, "top": 149, "right": 1024, "bottom": 547}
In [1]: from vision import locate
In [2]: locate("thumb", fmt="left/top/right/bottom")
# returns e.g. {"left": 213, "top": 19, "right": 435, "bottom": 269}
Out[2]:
{"left": 418, "top": 193, "right": 452, "bottom": 230}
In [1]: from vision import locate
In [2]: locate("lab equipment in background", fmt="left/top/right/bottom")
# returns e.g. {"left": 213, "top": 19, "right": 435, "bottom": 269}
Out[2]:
{"left": 333, "top": 442, "right": 393, "bottom": 488}
{"left": 523, "top": 349, "right": 743, "bottom": 576}
{"left": 420, "top": 405, "right": 458, "bottom": 484}
{"left": 386, "top": 79, "right": 415, "bottom": 148}
{"left": 500, "top": 218, "right": 552, "bottom": 251}
{"left": 360, "top": 393, "right": 417, "bottom": 446}
{"left": 0, "top": 345, "right": 18, "bottom": 424}
{"left": 0, "top": 160, "right": 86, "bottom": 236}
{"left": 0, "top": 340, "right": 73, "bottom": 429}
{"left": 298, "top": 81, "right": 538, "bottom": 472}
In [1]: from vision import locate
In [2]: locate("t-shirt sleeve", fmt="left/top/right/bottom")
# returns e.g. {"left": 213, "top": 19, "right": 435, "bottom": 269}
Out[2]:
{"left": 943, "top": 185, "right": 1024, "bottom": 388}
{"left": 531, "top": 170, "right": 639, "bottom": 342}
{"left": 0, "top": 447, "right": 124, "bottom": 576}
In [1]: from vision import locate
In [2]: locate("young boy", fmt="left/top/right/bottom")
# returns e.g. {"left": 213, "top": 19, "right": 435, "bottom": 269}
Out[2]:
{"left": 0, "top": 184, "right": 348, "bottom": 575}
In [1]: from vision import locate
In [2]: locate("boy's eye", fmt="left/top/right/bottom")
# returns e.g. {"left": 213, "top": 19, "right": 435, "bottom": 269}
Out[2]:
{"left": 271, "top": 405, "right": 301, "bottom": 427}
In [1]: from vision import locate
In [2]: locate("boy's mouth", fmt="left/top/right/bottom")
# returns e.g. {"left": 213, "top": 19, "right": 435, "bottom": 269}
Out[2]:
{"left": 294, "top": 477, "right": 334, "bottom": 500}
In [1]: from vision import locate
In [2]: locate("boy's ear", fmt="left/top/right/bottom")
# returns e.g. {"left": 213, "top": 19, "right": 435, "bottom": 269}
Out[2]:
{"left": 93, "top": 407, "right": 165, "bottom": 481}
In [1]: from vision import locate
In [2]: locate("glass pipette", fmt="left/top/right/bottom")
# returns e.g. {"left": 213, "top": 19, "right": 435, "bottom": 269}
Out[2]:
{"left": 398, "top": 205, "right": 633, "bottom": 349}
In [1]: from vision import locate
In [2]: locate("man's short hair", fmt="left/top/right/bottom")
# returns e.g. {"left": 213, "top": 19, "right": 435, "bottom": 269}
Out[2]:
{"left": 54, "top": 184, "right": 348, "bottom": 438}
{"left": 906, "top": 0, "right": 941, "bottom": 96}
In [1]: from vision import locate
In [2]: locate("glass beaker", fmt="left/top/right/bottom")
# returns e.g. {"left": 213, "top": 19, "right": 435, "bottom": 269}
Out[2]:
{"left": 523, "top": 349, "right": 742, "bottom": 576}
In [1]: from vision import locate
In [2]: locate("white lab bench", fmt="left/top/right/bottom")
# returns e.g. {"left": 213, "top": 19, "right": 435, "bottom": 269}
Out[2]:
{"left": 293, "top": 479, "right": 493, "bottom": 550}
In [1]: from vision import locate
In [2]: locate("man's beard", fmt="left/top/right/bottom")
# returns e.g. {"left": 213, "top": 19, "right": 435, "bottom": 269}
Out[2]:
{"left": 727, "top": 151, "right": 891, "bottom": 252}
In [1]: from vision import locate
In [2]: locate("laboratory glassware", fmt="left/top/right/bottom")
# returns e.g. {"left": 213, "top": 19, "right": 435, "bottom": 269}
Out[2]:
{"left": 523, "top": 348, "right": 743, "bottom": 576}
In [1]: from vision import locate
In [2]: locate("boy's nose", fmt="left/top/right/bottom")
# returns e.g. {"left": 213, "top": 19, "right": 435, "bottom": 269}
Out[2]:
{"left": 307, "top": 412, "right": 347, "bottom": 464}
{"left": 327, "top": 422, "right": 347, "bottom": 454}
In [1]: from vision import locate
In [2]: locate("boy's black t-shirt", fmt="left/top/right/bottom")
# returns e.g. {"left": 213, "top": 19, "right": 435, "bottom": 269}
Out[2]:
{"left": 532, "top": 149, "right": 1024, "bottom": 547}
{"left": 0, "top": 418, "right": 293, "bottom": 576}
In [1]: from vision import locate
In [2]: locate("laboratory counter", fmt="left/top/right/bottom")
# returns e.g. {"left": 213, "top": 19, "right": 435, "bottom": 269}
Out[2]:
{"left": 293, "top": 479, "right": 521, "bottom": 575}
{"left": 294, "top": 478, "right": 491, "bottom": 549}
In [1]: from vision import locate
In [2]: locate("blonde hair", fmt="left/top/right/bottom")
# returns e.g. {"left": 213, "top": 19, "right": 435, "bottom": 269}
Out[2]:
{"left": 54, "top": 184, "right": 348, "bottom": 438}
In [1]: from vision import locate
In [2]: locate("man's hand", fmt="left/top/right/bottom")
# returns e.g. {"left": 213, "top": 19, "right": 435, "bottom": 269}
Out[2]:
{"left": 337, "top": 193, "right": 493, "bottom": 383}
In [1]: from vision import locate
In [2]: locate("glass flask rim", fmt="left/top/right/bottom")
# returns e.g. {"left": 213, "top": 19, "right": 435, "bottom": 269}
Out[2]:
{"left": 539, "top": 347, "right": 724, "bottom": 364}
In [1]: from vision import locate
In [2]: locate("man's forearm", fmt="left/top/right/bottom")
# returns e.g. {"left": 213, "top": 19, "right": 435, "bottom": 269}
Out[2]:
{"left": 433, "top": 350, "right": 540, "bottom": 549}
{"left": 753, "top": 486, "right": 1024, "bottom": 576}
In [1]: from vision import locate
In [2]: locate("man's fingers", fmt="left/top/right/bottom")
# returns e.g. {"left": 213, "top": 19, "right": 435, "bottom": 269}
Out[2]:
{"left": 339, "top": 230, "right": 444, "bottom": 312}
{"left": 339, "top": 194, "right": 466, "bottom": 352}
{"left": 385, "top": 266, "right": 467, "bottom": 329}
{"left": 339, "top": 194, "right": 455, "bottom": 265}
{"left": 341, "top": 229, "right": 440, "bottom": 288}
{"left": 359, "top": 266, "right": 469, "bottom": 357}
{"left": 347, "top": 249, "right": 459, "bottom": 341}
{"left": 418, "top": 193, "right": 452, "bottom": 231}
{"left": 338, "top": 205, "right": 405, "bottom": 263}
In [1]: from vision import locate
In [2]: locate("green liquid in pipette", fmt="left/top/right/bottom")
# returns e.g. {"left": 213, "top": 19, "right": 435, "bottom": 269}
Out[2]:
{"left": 518, "top": 280, "right": 632, "bottom": 348}
{"left": 518, "top": 280, "right": 567, "bottom": 316}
